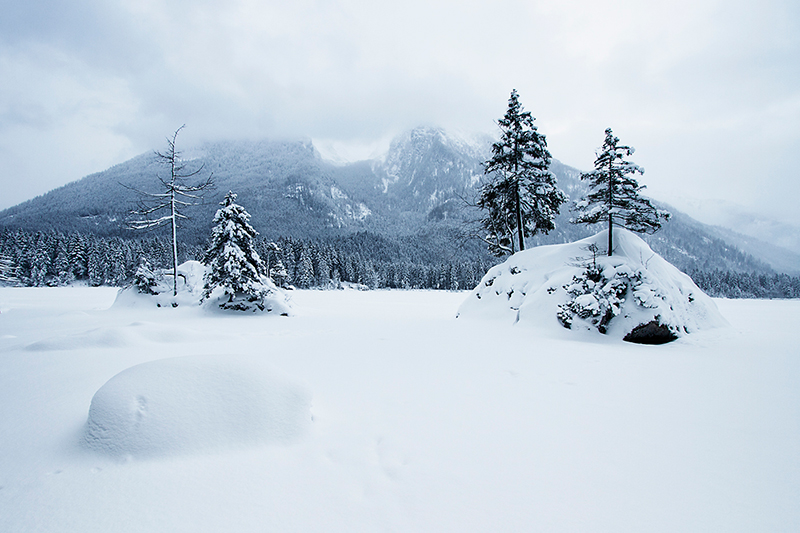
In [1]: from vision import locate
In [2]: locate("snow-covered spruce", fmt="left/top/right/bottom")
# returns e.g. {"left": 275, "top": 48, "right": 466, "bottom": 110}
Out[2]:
{"left": 0, "top": 254, "right": 18, "bottom": 285}
{"left": 571, "top": 128, "right": 670, "bottom": 257}
{"left": 457, "top": 229, "right": 726, "bottom": 343}
{"left": 202, "top": 191, "right": 292, "bottom": 314}
{"left": 477, "top": 89, "right": 567, "bottom": 256}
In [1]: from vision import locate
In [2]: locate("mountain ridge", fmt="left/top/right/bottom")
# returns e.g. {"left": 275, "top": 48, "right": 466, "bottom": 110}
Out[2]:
{"left": 1, "top": 127, "right": 797, "bottom": 275}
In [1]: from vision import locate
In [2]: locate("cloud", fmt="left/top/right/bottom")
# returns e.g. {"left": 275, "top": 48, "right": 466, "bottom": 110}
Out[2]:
{"left": 0, "top": 0, "right": 798, "bottom": 225}
{"left": 0, "top": 44, "right": 139, "bottom": 206}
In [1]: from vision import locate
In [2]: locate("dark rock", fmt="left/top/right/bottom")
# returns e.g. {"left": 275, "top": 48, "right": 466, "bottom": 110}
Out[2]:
{"left": 623, "top": 320, "right": 678, "bottom": 345}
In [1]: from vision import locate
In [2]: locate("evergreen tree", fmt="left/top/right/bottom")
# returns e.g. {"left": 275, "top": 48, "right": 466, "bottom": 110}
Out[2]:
{"left": 0, "top": 254, "right": 18, "bottom": 285}
{"left": 478, "top": 89, "right": 567, "bottom": 255}
{"left": 53, "top": 238, "right": 73, "bottom": 285}
{"left": 262, "top": 241, "right": 289, "bottom": 288}
{"left": 572, "top": 128, "right": 670, "bottom": 256}
{"left": 314, "top": 251, "right": 331, "bottom": 287}
{"left": 87, "top": 240, "right": 105, "bottom": 286}
{"left": 68, "top": 233, "right": 87, "bottom": 279}
{"left": 294, "top": 247, "right": 314, "bottom": 288}
{"left": 202, "top": 191, "right": 272, "bottom": 311}
{"left": 28, "top": 234, "right": 50, "bottom": 286}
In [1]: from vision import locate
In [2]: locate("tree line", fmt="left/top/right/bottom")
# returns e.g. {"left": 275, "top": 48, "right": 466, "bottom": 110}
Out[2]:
{"left": 0, "top": 229, "right": 492, "bottom": 292}
{"left": 1, "top": 228, "right": 798, "bottom": 298}
{"left": 688, "top": 269, "right": 800, "bottom": 299}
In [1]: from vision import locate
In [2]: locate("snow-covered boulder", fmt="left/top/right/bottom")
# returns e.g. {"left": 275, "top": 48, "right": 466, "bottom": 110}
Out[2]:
{"left": 457, "top": 229, "right": 726, "bottom": 343}
{"left": 113, "top": 260, "right": 208, "bottom": 308}
{"left": 83, "top": 356, "right": 311, "bottom": 458}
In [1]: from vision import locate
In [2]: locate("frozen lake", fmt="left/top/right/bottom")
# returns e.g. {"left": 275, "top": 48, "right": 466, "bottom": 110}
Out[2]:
{"left": 0, "top": 287, "right": 798, "bottom": 532}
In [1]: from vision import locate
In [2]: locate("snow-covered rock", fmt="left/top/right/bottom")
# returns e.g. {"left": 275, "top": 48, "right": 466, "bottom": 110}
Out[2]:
{"left": 457, "top": 229, "right": 727, "bottom": 342}
{"left": 83, "top": 356, "right": 311, "bottom": 458}
{"left": 113, "top": 260, "right": 208, "bottom": 308}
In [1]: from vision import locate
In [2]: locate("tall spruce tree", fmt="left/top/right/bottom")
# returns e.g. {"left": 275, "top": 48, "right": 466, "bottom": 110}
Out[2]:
{"left": 202, "top": 191, "right": 272, "bottom": 311}
{"left": 572, "top": 128, "right": 670, "bottom": 256}
{"left": 478, "top": 89, "right": 566, "bottom": 255}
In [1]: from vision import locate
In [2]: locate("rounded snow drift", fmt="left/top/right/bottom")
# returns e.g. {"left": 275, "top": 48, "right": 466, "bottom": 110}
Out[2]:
{"left": 83, "top": 356, "right": 311, "bottom": 458}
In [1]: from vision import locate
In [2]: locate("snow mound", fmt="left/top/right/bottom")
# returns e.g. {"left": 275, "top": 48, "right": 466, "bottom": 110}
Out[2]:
{"left": 458, "top": 229, "right": 726, "bottom": 342}
{"left": 83, "top": 356, "right": 311, "bottom": 458}
{"left": 25, "top": 326, "right": 133, "bottom": 351}
{"left": 113, "top": 260, "right": 208, "bottom": 308}
{"left": 202, "top": 275, "right": 294, "bottom": 315}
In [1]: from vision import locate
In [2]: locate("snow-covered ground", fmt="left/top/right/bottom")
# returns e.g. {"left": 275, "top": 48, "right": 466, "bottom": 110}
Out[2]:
{"left": 0, "top": 287, "right": 798, "bottom": 532}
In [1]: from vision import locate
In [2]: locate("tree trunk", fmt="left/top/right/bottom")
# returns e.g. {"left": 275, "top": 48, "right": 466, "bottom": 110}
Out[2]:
{"left": 514, "top": 152, "right": 524, "bottom": 252}
{"left": 515, "top": 183, "right": 524, "bottom": 252}
{"left": 171, "top": 192, "right": 178, "bottom": 297}
{"left": 607, "top": 157, "right": 614, "bottom": 257}
{"left": 169, "top": 150, "right": 179, "bottom": 298}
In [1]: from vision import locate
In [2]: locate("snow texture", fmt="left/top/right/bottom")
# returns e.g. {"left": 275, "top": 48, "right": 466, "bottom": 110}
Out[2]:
{"left": 1, "top": 287, "right": 798, "bottom": 532}
{"left": 83, "top": 356, "right": 311, "bottom": 458}
{"left": 458, "top": 228, "right": 727, "bottom": 339}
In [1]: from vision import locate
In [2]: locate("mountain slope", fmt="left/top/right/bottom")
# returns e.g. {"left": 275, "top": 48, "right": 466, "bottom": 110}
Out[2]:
{"left": 0, "top": 127, "right": 795, "bottom": 274}
{"left": 0, "top": 139, "right": 380, "bottom": 243}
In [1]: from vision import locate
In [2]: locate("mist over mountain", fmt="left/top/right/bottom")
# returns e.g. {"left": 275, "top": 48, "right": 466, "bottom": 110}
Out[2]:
{"left": 1, "top": 127, "right": 797, "bottom": 275}
{"left": 670, "top": 197, "right": 800, "bottom": 256}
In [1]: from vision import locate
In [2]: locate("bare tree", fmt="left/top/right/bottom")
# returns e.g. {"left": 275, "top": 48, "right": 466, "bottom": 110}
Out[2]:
{"left": 126, "top": 125, "right": 213, "bottom": 297}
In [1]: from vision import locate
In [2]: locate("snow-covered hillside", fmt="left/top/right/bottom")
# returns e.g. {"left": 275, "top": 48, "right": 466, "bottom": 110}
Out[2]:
{"left": 1, "top": 287, "right": 798, "bottom": 532}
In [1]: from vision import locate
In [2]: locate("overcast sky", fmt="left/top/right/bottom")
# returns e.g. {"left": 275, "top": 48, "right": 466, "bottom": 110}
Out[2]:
{"left": 1, "top": 0, "right": 799, "bottom": 226}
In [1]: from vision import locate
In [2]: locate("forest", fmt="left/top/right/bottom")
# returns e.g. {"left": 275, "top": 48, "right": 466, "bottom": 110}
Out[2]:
{"left": 1, "top": 228, "right": 798, "bottom": 298}
{"left": 0, "top": 229, "right": 493, "bottom": 292}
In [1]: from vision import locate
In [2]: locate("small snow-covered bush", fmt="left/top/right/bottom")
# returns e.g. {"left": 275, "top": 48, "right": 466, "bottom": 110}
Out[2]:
{"left": 556, "top": 261, "right": 677, "bottom": 342}
{"left": 557, "top": 266, "right": 630, "bottom": 333}
{"left": 133, "top": 258, "right": 163, "bottom": 295}
{"left": 202, "top": 277, "right": 292, "bottom": 315}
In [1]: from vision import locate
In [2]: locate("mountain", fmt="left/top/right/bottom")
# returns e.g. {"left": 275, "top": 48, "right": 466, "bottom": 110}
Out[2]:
{"left": 1, "top": 127, "right": 797, "bottom": 274}
{"left": 378, "top": 127, "right": 490, "bottom": 211}
{"left": 669, "top": 197, "right": 800, "bottom": 256}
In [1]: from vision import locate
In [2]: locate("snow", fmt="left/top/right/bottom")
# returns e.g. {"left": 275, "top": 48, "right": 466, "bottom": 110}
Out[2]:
{"left": 115, "top": 260, "right": 207, "bottom": 308}
{"left": 0, "top": 287, "right": 798, "bottom": 531}
{"left": 116, "top": 260, "right": 293, "bottom": 315}
{"left": 84, "top": 356, "right": 311, "bottom": 458}
{"left": 458, "top": 229, "right": 727, "bottom": 340}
